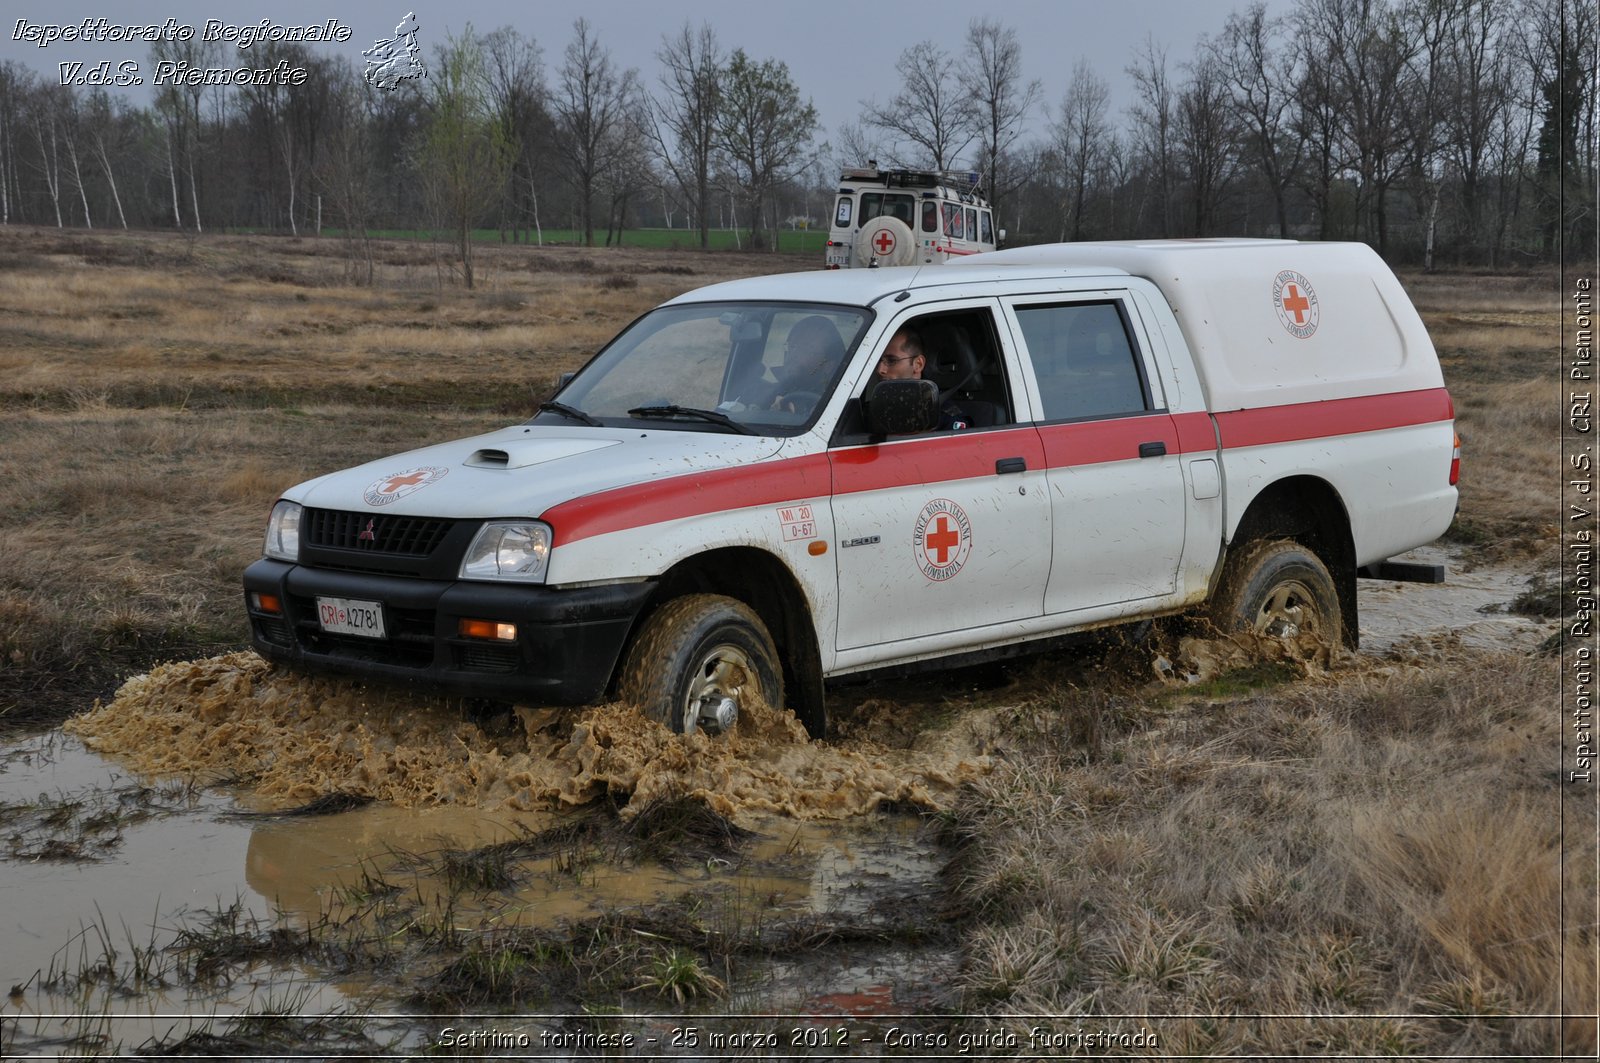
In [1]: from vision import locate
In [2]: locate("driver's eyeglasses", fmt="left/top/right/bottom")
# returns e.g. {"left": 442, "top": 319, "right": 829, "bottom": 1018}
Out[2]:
{"left": 878, "top": 353, "right": 915, "bottom": 366}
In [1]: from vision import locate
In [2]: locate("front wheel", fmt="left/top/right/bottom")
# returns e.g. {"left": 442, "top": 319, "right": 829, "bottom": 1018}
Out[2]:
{"left": 1208, "top": 539, "right": 1343, "bottom": 646}
{"left": 617, "top": 594, "right": 784, "bottom": 736}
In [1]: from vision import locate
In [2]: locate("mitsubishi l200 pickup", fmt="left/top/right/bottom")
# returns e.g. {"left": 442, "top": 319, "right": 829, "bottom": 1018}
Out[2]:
{"left": 243, "top": 239, "right": 1459, "bottom": 737}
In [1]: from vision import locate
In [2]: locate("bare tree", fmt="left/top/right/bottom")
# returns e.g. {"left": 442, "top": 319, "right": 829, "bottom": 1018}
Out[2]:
{"left": 1439, "top": 0, "right": 1513, "bottom": 262}
{"left": 1300, "top": 0, "right": 1420, "bottom": 253}
{"left": 58, "top": 90, "right": 93, "bottom": 228}
{"left": 28, "top": 90, "right": 63, "bottom": 227}
{"left": 84, "top": 90, "right": 128, "bottom": 229}
{"left": 553, "top": 19, "right": 639, "bottom": 247}
{"left": 1052, "top": 60, "right": 1110, "bottom": 240}
{"left": 1176, "top": 52, "right": 1238, "bottom": 236}
{"left": 1523, "top": 0, "right": 1598, "bottom": 257}
{"left": 0, "top": 63, "right": 31, "bottom": 224}
{"left": 960, "top": 18, "right": 1041, "bottom": 229}
{"left": 649, "top": 22, "right": 722, "bottom": 248}
{"left": 1211, "top": 4, "right": 1304, "bottom": 238}
{"left": 717, "top": 49, "right": 817, "bottom": 250}
{"left": 862, "top": 41, "right": 978, "bottom": 170}
{"left": 316, "top": 62, "right": 379, "bottom": 283}
{"left": 1290, "top": 19, "right": 1346, "bottom": 238}
{"left": 1127, "top": 37, "right": 1177, "bottom": 236}
{"left": 150, "top": 37, "right": 218, "bottom": 231}
{"left": 827, "top": 122, "right": 877, "bottom": 175}
{"left": 483, "top": 27, "right": 550, "bottom": 243}
{"left": 602, "top": 97, "right": 654, "bottom": 245}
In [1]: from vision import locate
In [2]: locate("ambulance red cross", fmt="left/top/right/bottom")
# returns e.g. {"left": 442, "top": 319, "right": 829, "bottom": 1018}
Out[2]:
{"left": 245, "top": 239, "right": 1459, "bottom": 737}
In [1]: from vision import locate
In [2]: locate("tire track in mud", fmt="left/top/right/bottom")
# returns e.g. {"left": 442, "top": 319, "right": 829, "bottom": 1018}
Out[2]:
{"left": 66, "top": 652, "right": 993, "bottom": 822}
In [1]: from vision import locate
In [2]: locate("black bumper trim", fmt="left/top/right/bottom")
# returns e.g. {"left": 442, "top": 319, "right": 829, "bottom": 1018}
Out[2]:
{"left": 243, "top": 558, "right": 654, "bottom": 704}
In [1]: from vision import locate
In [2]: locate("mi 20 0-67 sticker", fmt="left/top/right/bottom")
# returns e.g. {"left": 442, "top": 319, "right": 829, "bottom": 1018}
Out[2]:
{"left": 777, "top": 503, "right": 816, "bottom": 542}
{"left": 364, "top": 465, "right": 449, "bottom": 506}
{"left": 914, "top": 498, "right": 972, "bottom": 582}
{"left": 1273, "top": 269, "right": 1320, "bottom": 339}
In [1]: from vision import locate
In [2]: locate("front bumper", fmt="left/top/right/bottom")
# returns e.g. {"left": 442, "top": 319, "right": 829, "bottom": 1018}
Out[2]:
{"left": 242, "top": 558, "right": 654, "bottom": 704}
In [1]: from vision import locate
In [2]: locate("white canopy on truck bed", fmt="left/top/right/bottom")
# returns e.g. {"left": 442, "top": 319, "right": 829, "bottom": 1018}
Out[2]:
{"left": 957, "top": 239, "right": 1442, "bottom": 412}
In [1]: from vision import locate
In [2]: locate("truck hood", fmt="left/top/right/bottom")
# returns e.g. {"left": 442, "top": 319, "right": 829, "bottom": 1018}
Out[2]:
{"left": 285, "top": 425, "right": 786, "bottom": 519}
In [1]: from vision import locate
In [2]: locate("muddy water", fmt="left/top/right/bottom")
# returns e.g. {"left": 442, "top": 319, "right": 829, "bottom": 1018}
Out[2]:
{"left": 2, "top": 546, "right": 1556, "bottom": 1051}
{"left": 4, "top": 654, "right": 981, "bottom": 1045}
{"left": 1357, "top": 544, "right": 1557, "bottom": 654}
{"left": 66, "top": 652, "right": 989, "bottom": 821}
{"left": 1, "top": 728, "right": 948, "bottom": 1050}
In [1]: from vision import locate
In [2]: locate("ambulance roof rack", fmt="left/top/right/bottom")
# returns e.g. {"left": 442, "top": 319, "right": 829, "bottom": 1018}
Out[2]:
{"left": 839, "top": 163, "right": 983, "bottom": 192}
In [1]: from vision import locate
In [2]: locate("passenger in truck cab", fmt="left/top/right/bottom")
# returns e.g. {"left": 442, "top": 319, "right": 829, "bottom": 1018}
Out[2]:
{"left": 764, "top": 314, "right": 846, "bottom": 413}
{"left": 875, "top": 325, "right": 970, "bottom": 431}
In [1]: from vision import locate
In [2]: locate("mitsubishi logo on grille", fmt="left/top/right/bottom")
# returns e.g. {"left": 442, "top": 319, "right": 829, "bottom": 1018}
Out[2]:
{"left": 358, "top": 519, "right": 377, "bottom": 546}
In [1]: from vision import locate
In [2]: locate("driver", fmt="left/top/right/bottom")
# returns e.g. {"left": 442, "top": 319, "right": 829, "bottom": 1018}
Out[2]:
{"left": 762, "top": 315, "right": 845, "bottom": 413}
{"left": 874, "top": 325, "right": 969, "bottom": 431}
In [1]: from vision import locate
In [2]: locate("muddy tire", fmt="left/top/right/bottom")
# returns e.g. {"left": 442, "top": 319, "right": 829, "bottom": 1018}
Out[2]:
{"left": 1208, "top": 539, "right": 1343, "bottom": 645}
{"left": 618, "top": 594, "right": 784, "bottom": 736}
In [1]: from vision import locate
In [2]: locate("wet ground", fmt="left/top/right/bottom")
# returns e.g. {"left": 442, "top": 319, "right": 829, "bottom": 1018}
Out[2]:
{"left": 0, "top": 546, "right": 1559, "bottom": 1054}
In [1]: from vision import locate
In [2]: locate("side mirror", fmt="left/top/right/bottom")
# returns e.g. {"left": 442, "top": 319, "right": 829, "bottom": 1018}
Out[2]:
{"left": 555, "top": 371, "right": 575, "bottom": 391}
{"left": 997, "top": 228, "right": 1007, "bottom": 244}
{"left": 865, "top": 379, "right": 939, "bottom": 436}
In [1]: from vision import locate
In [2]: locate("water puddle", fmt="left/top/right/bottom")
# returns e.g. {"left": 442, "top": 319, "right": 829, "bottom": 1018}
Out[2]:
{"left": 1, "top": 545, "right": 1553, "bottom": 1053}
{"left": 1357, "top": 544, "right": 1556, "bottom": 655}
{"left": 3, "top": 661, "right": 970, "bottom": 1054}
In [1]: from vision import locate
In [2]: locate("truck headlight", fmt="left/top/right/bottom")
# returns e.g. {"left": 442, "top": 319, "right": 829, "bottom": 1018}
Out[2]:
{"left": 264, "top": 500, "right": 302, "bottom": 561}
{"left": 460, "top": 521, "right": 551, "bottom": 583}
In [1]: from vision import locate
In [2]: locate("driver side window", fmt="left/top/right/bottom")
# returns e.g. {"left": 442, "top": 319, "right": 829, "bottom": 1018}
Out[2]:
{"left": 836, "top": 308, "right": 1015, "bottom": 442}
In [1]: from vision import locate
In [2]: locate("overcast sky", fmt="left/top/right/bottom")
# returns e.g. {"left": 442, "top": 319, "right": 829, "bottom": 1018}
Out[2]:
{"left": 2, "top": 1, "right": 1288, "bottom": 159}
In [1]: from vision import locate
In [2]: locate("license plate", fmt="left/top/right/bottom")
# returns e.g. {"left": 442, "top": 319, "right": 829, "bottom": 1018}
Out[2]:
{"left": 316, "top": 596, "right": 386, "bottom": 639}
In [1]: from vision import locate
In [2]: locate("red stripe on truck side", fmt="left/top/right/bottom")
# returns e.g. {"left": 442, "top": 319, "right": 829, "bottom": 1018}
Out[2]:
{"left": 544, "top": 453, "right": 832, "bottom": 546}
{"left": 1036, "top": 413, "right": 1177, "bottom": 466}
{"left": 828, "top": 425, "right": 1045, "bottom": 493}
{"left": 1213, "top": 388, "right": 1453, "bottom": 449}
{"left": 546, "top": 390, "right": 1453, "bottom": 544}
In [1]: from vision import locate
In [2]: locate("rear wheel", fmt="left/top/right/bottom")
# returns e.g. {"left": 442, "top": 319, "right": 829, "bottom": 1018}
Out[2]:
{"left": 618, "top": 594, "right": 784, "bottom": 736}
{"left": 1208, "top": 539, "right": 1343, "bottom": 645}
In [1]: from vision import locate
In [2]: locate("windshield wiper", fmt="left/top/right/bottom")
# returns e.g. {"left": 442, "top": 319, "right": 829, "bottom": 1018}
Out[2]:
{"left": 627, "top": 404, "right": 755, "bottom": 435}
{"left": 538, "top": 400, "right": 603, "bottom": 426}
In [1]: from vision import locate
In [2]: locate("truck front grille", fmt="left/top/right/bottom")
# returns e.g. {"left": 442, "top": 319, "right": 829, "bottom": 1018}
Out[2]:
{"left": 304, "top": 509, "right": 454, "bottom": 557}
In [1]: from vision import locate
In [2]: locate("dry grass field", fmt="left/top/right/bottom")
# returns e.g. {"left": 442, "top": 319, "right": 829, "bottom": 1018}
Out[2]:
{"left": 0, "top": 227, "right": 1587, "bottom": 1055}
{"left": 0, "top": 229, "right": 792, "bottom": 726}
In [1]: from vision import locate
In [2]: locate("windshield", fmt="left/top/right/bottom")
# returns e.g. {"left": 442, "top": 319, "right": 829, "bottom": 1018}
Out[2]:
{"left": 542, "top": 302, "right": 870, "bottom": 435}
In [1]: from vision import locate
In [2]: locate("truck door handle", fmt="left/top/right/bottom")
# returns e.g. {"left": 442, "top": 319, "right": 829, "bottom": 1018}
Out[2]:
{"left": 996, "top": 457, "right": 1027, "bottom": 474}
{"left": 1138, "top": 441, "right": 1168, "bottom": 459}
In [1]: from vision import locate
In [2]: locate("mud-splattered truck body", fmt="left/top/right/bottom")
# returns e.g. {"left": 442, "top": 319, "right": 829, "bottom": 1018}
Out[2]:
{"left": 244, "top": 239, "right": 1458, "bottom": 736}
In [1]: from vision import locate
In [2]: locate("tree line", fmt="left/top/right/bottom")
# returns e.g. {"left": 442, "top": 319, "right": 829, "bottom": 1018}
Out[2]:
{"left": 0, "top": 0, "right": 1592, "bottom": 283}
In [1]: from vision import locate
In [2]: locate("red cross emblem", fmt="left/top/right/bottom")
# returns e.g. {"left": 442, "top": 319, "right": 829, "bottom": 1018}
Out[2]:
{"left": 1281, "top": 284, "right": 1311, "bottom": 324}
{"left": 1272, "top": 270, "right": 1319, "bottom": 339}
{"left": 381, "top": 471, "right": 429, "bottom": 493}
{"left": 914, "top": 498, "right": 971, "bottom": 580}
{"left": 364, "top": 465, "right": 448, "bottom": 506}
{"left": 872, "top": 229, "right": 896, "bottom": 256}
{"left": 925, "top": 516, "right": 959, "bottom": 563}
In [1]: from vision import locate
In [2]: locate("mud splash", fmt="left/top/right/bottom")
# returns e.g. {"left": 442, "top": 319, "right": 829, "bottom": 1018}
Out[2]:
{"left": 66, "top": 653, "right": 990, "bottom": 822}
{"left": 1153, "top": 628, "right": 1335, "bottom": 685}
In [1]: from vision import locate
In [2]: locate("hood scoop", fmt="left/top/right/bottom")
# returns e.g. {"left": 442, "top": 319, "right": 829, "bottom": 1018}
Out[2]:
{"left": 463, "top": 437, "right": 620, "bottom": 470}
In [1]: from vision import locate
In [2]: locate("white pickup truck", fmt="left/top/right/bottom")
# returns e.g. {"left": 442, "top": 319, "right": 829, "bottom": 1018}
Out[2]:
{"left": 244, "top": 239, "right": 1459, "bottom": 737}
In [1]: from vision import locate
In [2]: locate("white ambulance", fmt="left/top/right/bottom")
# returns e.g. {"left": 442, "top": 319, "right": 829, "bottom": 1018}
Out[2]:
{"left": 825, "top": 164, "right": 1001, "bottom": 269}
{"left": 245, "top": 239, "right": 1459, "bottom": 738}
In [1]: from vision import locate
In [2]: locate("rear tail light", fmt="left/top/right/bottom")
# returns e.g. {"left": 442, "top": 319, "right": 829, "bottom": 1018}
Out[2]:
{"left": 1449, "top": 431, "right": 1461, "bottom": 486}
